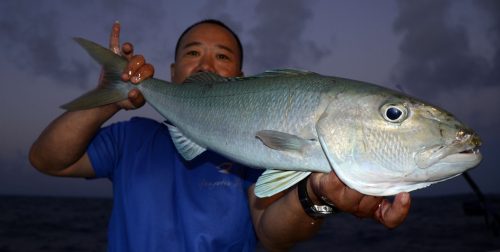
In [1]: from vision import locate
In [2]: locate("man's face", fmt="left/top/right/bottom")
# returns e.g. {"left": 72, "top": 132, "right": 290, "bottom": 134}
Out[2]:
{"left": 170, "top": 23, "right": 243, "bottom": 84}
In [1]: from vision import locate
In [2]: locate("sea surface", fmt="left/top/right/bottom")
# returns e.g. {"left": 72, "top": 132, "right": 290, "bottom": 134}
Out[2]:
{"left": 1, "top": 194, "right": 499, "bottom": 252}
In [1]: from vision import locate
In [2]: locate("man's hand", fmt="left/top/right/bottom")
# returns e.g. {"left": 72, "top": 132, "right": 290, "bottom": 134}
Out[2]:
{"left": 309, "top": 172, "right": 411, "bottom": 229}
{"left": 103, "top": 21, "right": 155, "bottom": 110}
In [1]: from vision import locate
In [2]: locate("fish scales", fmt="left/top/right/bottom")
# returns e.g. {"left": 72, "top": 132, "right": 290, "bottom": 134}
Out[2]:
{"left": 138, "top": 76, "right": 333, "bottom": 171}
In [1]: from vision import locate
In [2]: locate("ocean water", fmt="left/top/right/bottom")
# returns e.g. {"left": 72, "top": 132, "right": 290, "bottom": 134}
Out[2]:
{"left": 1, "top": 195, "right": 499, "bottom": 252}
{"left": 0, "top": 196, "right": 110, "bottom": 251}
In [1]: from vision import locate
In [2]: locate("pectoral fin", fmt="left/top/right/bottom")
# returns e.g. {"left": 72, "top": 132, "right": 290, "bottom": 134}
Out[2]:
{"left": 164, "top": 122, "right": 206, "bottom": 161}
{"left": 256, "top": 130, "right": 315, "bottom": 153}
{"left": 255, "top": 169, "right": 311, "bottom": 197}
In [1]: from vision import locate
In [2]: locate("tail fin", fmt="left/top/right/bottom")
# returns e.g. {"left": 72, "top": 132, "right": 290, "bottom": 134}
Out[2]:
{"left": 61, "top": 38, "right": 130, "bottom": 111}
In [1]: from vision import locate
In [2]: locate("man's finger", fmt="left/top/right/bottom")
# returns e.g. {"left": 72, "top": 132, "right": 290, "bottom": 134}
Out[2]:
{"left": 376, "top": 192, "right": 411, "bottom": 229}
{"left": 355, "top": 195, "right": 383, "bottom": 218}
{"left": 109, "top": 21, "right": 121, "bottom": 54}
{"left": 121, "top": 55, "right": 145, "bottom": 81}
{"left": 121, "top": 42, "right": 134, "bottom": 59}
{"left": 315, "top": 172, "right": 362, "bottom": 213}
{"left": 130, "top": 63, "right": 155, "bottom": 84}
{"left": 128, "top": 89, "right": 146, "bottom": 108}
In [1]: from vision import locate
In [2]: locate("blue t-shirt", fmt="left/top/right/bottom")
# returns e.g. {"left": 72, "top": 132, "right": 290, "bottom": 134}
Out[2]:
{"left": 88, "top": 117, "right": 262, "bottom": 252}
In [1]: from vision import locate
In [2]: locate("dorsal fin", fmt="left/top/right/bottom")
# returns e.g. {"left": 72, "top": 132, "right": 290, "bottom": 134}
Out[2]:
{"left": 183, "top": 72, "right": 229, "bottom": 84}
{"left": 182, "top": 69, "right": 316, "bottom": 84}
{"left": 254, "top": 69, "right": 315, "bottom": 78}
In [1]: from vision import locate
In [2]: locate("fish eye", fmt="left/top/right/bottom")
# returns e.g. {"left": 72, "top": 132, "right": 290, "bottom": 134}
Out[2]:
{"left": 381, "top": 104, "right": 408, "bottom": 123}
{"left": 387, "top": 107, "right": 402, "bottom": 120}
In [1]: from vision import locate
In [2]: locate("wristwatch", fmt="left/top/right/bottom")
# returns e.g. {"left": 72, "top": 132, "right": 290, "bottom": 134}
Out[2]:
{"left": 297, "top": 176, "right": 339, "bottom": 218}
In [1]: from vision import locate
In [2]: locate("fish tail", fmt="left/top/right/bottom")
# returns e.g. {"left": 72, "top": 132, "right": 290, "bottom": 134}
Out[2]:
{"left": 60, "top": 37, "right": 131, "bottom": 111}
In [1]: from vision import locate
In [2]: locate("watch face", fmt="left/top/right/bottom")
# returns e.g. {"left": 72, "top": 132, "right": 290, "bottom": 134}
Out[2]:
{"left": 310, "top": 205, "right": 334, "bottom": 215}
{"left": 306, "top": 207, "right": 329, "bottom": 218}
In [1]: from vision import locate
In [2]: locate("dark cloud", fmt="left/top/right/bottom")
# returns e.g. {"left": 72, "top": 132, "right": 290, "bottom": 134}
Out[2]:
{"left": 0, "top": 1, "right": 94, "bottom": 89}
{"left": 198, "top": 0, "right": 232, "bottom": 21}
{"left": 476, "top": 0, "right": 500, "bottom": 86}
{"left": 0, "top": 0, "right": 172, "bottom": 89}
{"left": 196, "top": 0, "right": 244, "bottom": 44}
{"left": 247, "top": 0, "right": 331, "bottom": 72}
{"left": 391, "top": 0, "right": 491, "bottom": 98}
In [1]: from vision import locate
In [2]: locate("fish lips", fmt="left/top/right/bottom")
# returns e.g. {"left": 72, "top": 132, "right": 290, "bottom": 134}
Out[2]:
{"left": 414, "top": 131, "right": 482, "bottom": 177}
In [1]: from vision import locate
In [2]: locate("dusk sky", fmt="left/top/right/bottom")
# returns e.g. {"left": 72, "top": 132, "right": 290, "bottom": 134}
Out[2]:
{"left": 1, "top": 0, "right": 499, "bottom": 198}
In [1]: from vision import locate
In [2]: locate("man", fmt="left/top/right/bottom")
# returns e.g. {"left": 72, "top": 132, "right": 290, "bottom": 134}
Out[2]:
{"left": 30, "top": 20, "right": 410, "bottom": 251}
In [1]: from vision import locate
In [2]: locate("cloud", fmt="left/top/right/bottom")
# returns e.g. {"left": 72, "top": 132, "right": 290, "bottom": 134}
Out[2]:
{"left": 391, "top": 0, "right": 492, "bottom": 98}
{"left": 390, "top": 0, "right": 500, "bottom": 127}
{"left": 0, "top": 0, "right": 174, "bottom": 89}
{"left": 196, "top": 0, "right": 244, "bottom": 46}
{"left": 0, "top": 1, "right": 95, "bottom": 89}
{"left": 475, "top": 0, "right": 500, "bottom": 86}
{"left": 247, "top": 0, "right": 331, "bottom": 72}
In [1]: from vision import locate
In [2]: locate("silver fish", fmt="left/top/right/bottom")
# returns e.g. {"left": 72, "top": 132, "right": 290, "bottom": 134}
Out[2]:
{"left": 63, "top": 38, "right": 482, "bottom": 197}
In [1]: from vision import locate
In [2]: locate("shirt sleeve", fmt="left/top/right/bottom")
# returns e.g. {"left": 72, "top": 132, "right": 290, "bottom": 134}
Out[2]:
{"left": 87, "top": 121, "right": 126, "bottom": 180}
{"left": 87, "top": 117, "right": 164, "bottom": 180}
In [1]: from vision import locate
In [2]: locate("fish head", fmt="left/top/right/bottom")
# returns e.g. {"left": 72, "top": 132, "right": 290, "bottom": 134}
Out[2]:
{"left": 316, "top": 86, "right": 482, "bottom": 196}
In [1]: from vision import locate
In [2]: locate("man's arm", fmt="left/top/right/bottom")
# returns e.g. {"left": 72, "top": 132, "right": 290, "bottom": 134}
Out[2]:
{"left": 248, "top": 172, "right": 411, "bottom": 251}
{"left": 30, "top": 106, "right": 119, "bottom": 177}
{"left": 29, "top": 22, "right": 152, "bottom": 177}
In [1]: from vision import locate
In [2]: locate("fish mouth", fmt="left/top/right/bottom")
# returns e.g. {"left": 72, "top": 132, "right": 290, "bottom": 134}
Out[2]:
{"left": 415, "top": 129, "right": 482, "bottom": 170}
{"left": 438, "top": 148, "right": 482, "bottom": 166}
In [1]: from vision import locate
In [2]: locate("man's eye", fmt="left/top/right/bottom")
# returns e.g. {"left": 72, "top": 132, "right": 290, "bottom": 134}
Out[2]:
{"left": 186, "top": 51, "right": 200, "bottom": 56}
{"left": 216, "top": 54, "right": 230, "bottom": 60}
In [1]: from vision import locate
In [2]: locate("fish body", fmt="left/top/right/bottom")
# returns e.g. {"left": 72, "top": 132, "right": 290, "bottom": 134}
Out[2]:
{"left": 64, "top": 38, "right": 482, "bottom": 197}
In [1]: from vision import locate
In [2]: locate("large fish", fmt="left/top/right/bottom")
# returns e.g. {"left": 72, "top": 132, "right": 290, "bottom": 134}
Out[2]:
{"left": 63, "top": 38, "right": 482, "bottom": 197}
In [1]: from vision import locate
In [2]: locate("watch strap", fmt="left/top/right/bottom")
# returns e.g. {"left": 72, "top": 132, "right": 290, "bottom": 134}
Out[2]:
{"left": 297, "top": 176, "right": 339, "bottom": 218}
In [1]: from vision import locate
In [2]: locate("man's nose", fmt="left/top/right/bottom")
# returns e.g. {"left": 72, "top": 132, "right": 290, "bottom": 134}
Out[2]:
{"left": 197, "top": 55, "right": 216, "bottom": 73}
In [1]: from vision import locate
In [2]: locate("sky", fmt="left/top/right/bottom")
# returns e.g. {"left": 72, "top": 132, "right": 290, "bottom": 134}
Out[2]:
{"left": 0, "top": 0, "right": 499, "bottom": 198}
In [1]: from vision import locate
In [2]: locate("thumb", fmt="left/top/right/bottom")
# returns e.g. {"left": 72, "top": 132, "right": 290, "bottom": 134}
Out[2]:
{"left": 376, "top": 192, "right": 411, "bottom": 229}
{"left": 128, "top": 89, "right": 146, "bottom": 109}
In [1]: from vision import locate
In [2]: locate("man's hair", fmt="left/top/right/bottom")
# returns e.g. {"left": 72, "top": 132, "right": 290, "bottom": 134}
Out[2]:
{"left": 174, "top": 19, "right": 244, "bottom": 70}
